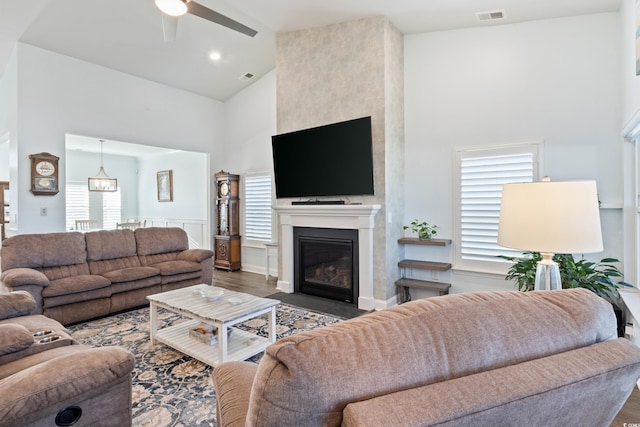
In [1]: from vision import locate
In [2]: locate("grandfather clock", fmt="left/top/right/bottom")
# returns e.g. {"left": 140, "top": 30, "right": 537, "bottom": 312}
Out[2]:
{"left": 214, "top": 171, "right": 241, "bottom": 271}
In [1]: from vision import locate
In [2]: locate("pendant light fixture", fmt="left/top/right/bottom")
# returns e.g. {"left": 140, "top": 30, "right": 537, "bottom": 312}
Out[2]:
{"left": 88, "top": 139, "right": 117, "bottom": 192}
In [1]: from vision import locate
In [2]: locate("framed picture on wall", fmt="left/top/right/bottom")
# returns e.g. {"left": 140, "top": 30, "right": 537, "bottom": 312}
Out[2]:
{"left": 157, "top": 170, "right": 173, "bottom": 202}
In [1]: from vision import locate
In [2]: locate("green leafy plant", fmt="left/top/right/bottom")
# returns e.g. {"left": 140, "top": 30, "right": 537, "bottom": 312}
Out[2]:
{"left": 497, "top": 252, "right": 631, "bottom": 300}
{"left": 403, "top": 219, "right": 438, "bottom": 240}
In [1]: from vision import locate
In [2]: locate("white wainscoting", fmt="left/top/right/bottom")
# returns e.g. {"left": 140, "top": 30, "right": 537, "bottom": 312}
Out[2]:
{"left": 146, "top": 218, "right": 209, "bottom": 249}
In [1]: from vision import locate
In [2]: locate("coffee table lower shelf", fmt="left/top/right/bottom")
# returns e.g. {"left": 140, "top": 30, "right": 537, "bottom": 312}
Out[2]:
{"left": 155, "top": 319, "right": 270, "bottom": 367}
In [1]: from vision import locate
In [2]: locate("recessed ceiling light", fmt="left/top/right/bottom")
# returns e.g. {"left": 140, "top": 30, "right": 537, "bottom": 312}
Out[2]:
{"left": 209, "top": 51, "right": 222, "bottom": 61}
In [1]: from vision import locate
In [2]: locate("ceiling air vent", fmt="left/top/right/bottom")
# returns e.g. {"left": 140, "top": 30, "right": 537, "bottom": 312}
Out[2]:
{"left": 475, "top": 10, "right": 506, "bottom": 22}
{"left": 239, "top": 72, "right": 255, "bottom": 82}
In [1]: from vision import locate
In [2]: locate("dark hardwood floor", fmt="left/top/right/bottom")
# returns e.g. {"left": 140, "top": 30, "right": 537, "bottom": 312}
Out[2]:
{"left": 212, "top": 269, "right": 640, "bottom": 425}
{"left": 613, "top": 386, "right": 640, "bottom": 427}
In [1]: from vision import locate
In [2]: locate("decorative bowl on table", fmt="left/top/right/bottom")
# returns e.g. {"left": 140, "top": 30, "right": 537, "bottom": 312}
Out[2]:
{"left": 204, "top": 290, "right": 224, "bottom": 301}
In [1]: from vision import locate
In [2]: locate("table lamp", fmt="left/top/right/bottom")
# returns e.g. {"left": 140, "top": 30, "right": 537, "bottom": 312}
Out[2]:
{"left": 497, "top": 177, "right": 603, "bottom": 291}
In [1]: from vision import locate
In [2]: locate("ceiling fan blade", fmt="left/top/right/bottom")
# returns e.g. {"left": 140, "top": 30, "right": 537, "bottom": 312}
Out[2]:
{"left": 186, "top": 1, "right": 257, "bottom": 38}
{"left": 161, "top": 14, "right": 179, "bottom": 42}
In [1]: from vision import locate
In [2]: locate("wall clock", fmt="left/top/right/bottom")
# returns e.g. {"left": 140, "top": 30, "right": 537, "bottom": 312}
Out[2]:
{"left": 29, "top": 152, "right": 59, "bottom": 196}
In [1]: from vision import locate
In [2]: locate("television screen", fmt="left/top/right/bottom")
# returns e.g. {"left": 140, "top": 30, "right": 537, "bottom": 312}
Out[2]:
{"left": 271, "top": 116, "right": 374, "bottom": 199}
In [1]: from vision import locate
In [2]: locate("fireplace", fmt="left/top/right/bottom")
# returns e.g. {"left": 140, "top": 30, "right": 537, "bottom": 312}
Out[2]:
{"left": 273, "top": 204, "right": 381, "bottom": 310}
{"left": 294, "top": 227, "right": 358, "bottom": 304}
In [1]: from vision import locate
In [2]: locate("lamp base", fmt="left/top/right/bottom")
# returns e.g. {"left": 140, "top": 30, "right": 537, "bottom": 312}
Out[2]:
{"left": 534, "top": 253, "right": 562, "bottom": 291}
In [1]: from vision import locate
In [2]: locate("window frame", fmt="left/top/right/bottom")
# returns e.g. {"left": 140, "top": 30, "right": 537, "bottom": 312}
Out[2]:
{"left": 453, "top": 141, "right": 543, "bottom": 275}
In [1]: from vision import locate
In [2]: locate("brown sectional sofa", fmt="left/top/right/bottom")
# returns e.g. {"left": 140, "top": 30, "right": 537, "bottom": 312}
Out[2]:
{"left": 0, "top": 290, "right": 134, "bottom": 427}
{"left": 212, "top": 288, "right": 640, "bottom": 427}
{"left": 1, "top": 227, "right": 214, "bottom": 325}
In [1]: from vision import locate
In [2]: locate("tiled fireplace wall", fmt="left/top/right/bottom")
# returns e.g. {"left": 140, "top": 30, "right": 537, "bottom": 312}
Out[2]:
{"left": 275, "top": 16, "right": 404, "bottom": 308}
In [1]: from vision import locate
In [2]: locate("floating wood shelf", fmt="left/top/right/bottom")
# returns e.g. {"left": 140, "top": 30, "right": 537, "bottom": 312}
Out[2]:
{"left": 398, "top": 237, "right": 451, "bottom": 246}
{"left": 395, "top": 278, "right": 451, "bottom": 295}
{"left": 398, "top": 259, "right": 451, "bottom": 271}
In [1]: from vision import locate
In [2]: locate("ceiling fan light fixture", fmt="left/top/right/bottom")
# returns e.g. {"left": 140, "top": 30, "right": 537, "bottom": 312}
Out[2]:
{"left": 155, "top": 0, "right": 188, "bottom": 17}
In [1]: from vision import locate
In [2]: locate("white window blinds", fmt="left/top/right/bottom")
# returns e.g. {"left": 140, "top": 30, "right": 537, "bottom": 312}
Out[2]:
{"left": 102, "top": 189, "right": 122, "bottom": 230}
{"left": 244, "top": 174, "right": 272, "bottom": 242}
{"left": 65, "top": 182, "right": 122, "bottom": 230}
{"left": 455, "top": 143, "right": 540, "bottom": 272}
{"left": 65, "top": 183, "right": 90, "bottom": 231}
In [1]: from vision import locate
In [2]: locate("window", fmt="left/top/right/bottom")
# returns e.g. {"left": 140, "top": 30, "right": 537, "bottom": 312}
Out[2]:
{"left": 65, "top": 182, "right": 121, "bottom": 230}
{"left": 65, "top": 183, "right": 90, "bottom": 231}
{"left": 102, "top": 189, "right": 122, "bottom": 230}
{"left": 244, "top": 174, "right": 272, "bottom": 242}
{"left": 454, "top": 142, "right": 541, "bottom": 273}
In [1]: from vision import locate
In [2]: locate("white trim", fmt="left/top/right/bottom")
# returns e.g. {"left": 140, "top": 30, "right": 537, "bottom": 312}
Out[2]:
{"left": 623, "top": 108, "right": 640, "bottom": 140}
{"left": 273, "top": 204, "right": 381, "bottom": 311}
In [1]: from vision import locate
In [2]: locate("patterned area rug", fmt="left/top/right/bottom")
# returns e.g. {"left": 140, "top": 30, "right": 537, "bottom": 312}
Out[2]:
{"left": 67, "top": 303, "right": 342, "bottom": 427}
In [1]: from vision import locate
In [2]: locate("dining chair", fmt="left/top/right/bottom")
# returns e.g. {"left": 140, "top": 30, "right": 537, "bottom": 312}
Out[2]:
{"left": 75, "top": 219, "right": 97, "bottom": 231}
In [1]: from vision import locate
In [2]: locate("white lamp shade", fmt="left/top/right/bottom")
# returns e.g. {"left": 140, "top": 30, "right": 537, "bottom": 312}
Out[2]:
{"left": 497, "top": 180, "right": 603, "bottom": 254}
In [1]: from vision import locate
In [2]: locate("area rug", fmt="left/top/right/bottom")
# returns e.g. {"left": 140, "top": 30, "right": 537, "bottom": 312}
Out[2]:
{"left": 67, "top": 304, "right": 342, "bottom": 427}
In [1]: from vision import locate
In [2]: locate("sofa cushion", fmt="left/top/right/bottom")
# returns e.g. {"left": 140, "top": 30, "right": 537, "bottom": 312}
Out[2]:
{"left": 245, "top": 289, "right": 617, "bottom": 426}
{"left": 110, "top": 276, "right": 162, "bottom": 295}
{"left": 43, "top": 275, "right": 112, "bottom": 309}
{"left": 0, "top": 291, "right": 37, "bottom": 320}
{"left": 152, "top": 260, "right": 201, "bottom": 276}
{"left": 341, "top": 339, "right": 640, "bottom": 427}
{"left": 89, "top": 256, "right": 142, "bottom": 276}
{"left": 0, "top": 324, "right": 34, "bottom": 356}
{"left": 0, "top": 232, "right": 87, "bottom": 270}
{"left": 85, "top": 229, "right": 137, "bottom": 261}
{"left": 102, "top": 266, "right": 159, "bottom": 284}
{"left": 43, "top": 275, "right": 111, "bottom": 298}
{"left": 41, "top": 263, "right": 91, "bottom": 281}
{"left": 135, "top": 227, "right": 189, "bottom": 256}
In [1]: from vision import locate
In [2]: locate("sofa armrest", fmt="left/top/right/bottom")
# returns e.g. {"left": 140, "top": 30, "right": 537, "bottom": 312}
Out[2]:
{"left": 1, "top": 268, "right": 50, "bottom": 289}
{"left": 0, "top": 346, "right": 135, "bottom": 426}
{"left": 0, "top": 291, "right": 38, "bottom": 320}
{"left": 341, "top": 339, "right": 640, "bottom": 427}
{"left": 211, "top": 361, "right": 259, "bottom": 427}
{"left": 0, "top": 324, "right": 34, "bottom": 356}
{"left": 177, "top": 249, "right": 214, "bottom": 263}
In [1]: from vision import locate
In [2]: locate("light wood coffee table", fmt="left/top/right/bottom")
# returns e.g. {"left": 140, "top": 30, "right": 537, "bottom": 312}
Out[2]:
{"left": 147, "top": 284, "right": 280, "bottom": 367}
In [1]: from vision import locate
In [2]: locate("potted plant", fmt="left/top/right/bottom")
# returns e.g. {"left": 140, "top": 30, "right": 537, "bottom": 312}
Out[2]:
{"left": 498, "top": 252, "right": 632, "bottom": 336}
{"left": 403, "top": 219, "right": 438, "bottom": 240}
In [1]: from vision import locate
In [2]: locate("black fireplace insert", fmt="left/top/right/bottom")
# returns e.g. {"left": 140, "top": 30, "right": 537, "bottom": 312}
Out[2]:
{"left": 293, "top": 227, "right": 359, "bottom": 304}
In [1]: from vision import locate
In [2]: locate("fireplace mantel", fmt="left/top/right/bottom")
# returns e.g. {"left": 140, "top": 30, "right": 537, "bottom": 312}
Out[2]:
{"left": 273, "top": 204, "right": 381, "bottom": 310}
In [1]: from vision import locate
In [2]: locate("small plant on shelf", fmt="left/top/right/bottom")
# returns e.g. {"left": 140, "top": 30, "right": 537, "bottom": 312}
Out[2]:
{"left": 403, "top": 219, "right": 438, "bottom": 240}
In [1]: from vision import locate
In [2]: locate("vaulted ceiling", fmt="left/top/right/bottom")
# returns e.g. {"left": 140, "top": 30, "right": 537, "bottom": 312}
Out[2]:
{"left": 0, "top": 0, "right": 621, "bottom": 102}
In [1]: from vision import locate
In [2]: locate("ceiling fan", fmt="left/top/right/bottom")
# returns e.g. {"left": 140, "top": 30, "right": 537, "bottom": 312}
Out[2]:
{"left": 155, "top": 0, "right": 257, "bottom": 41}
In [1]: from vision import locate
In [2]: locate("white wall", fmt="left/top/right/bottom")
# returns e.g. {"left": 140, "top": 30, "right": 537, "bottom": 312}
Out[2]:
{"left": 0, "top": 139, "right": 8, "bottom": 180}
{"left": 223, "top": 70, "right": 277, "bottom": 275}
{"left": 2, "top": 43, "right": 224, "bottom": 235}
{"left": 405, "top": 13, "right": 622, "bottom": 296}
{"left": 137, "top": 150, "right": 208, "bottom": 221}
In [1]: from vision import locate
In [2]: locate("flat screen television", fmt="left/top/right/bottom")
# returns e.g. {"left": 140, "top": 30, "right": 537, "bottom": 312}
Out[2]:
{"left": 271, "top": 116, "right": 374, "bottom": 199}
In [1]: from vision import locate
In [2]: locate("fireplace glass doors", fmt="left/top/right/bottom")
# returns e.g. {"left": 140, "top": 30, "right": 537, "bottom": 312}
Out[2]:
{"left": 294, "top": 227, "right": 359, "bottom": 304}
